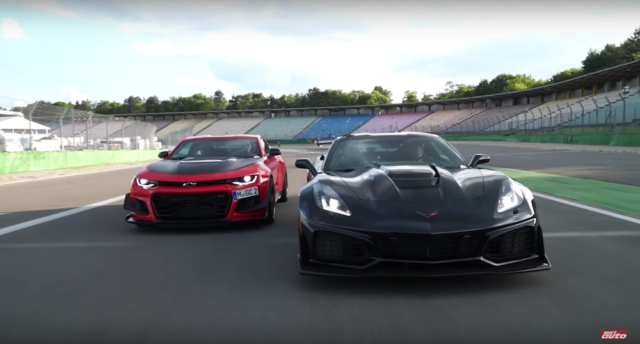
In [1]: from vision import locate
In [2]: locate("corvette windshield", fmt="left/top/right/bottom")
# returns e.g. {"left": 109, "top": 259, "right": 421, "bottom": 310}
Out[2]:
{"left": 326, "top": 135, "right": 468, "bottom": 172}
{"left": 168, "top": 138, "right": 262, "bottom": 160}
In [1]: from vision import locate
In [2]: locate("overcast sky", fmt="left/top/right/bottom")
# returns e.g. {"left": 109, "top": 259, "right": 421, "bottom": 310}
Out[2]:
{"left": 1, "top": 0, "right": 639, "bottom": 107}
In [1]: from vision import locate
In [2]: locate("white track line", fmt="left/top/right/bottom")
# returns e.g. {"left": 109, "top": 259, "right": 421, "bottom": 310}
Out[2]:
{"left": 545, "top": 231, "right": 640, "bottom": 238}
{"left": 0, "top": 242, "right": 133, "bottom": 248}
{"left": 0, "top": 195, "right": 125, "bottom": 237}
{"left": 532, "top": 192, "right": 640, "bottom": 225}
{"left": 0, "top": 165, "right": 145, "bottom": 187}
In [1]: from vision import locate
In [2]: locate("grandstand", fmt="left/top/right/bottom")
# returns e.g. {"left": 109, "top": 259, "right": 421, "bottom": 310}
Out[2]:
{"left": 197, "top": 117, "right": 266, "bottom": 136}
{"left": 155, "top": 119, "right": 202, "bottom": 140}
{"left": 192, "top": 118, "right": 218, "bottom": 135}
{"left": 445, "top": 105, "right": 530, "bottom": 133}
{"left": 354, "top": 112, "right": 431, "bottom": 133}
{"left": 296, "top": 114, "right": 374, "bottom": 140}
{"left": 109, "top": 121, "right": 158, "bottom": 140}
{"left": 84, "top": 119, "right": 136, "bottom": 140}
{"left": 140, "top": 120, "right": 174, "bottom": 133}
{"left": 404, "top": 109, "right": 486, "bottom": 133}
{"left": 247, "top": 116, "right": 319, "bottom": 140}
{"left": 50, "top": 120, "right": 97, "bottom": 138}
{"left": 565, "top": 91, "right": 640, "bottom": 126}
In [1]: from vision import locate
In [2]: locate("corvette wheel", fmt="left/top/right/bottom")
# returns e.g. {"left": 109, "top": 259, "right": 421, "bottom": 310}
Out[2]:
{"left": 278, "top": 171, "right": 288, "bottom": 203}
{"left": 262, "top": 180, "right": 276, "bottom": 225}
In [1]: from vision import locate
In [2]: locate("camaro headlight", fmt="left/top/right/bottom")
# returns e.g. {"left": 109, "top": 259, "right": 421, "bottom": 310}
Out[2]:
{"left": 228, "top": 175, "right": 257, "bottom": 186}
{"left": 313, "top": 183, "right": 351, "bottom": 216}
{"left": 497, "top": 179, "right": 524, "bottom": 213}
{"left": 136, "top": 178, "right": 159, "bottom": 189}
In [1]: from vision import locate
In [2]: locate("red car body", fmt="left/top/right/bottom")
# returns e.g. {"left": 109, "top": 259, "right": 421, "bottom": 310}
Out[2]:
{"left": 123, "top": 135, "right": 288, "bottom": 227}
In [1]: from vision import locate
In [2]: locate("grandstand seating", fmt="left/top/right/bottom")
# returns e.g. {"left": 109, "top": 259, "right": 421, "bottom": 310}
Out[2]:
{"left": 247, "top": 116, "right": 319, "bottom": 140}
{"left": 84, "top": 120, "right": 136, "bottom": 140}
{"left": 566, "top": 91, "right": 640, "bottom": 126}
{"left": 192, "top": 118, "right": 218, "bottom": 135}
{"left": 296, "top": 114, "right": 374, "bottom": 139}
{"left": 445, "top": 105, "right": 529, "bottom": 133}
{"left": 403, "top": 109, "right": 485, "bottom": 133}
{"left": 50, "top": 120, "right": 100, "bottom": 137}
{"left": 197, "top": 117, "right": 266, "bottom": 136}
{"left": 353, "top": 112, "right": 431, "bottom": 133}
{"left": 140, "top": 120, "right": 174, "bottom": 133}
{"left": 499, "top": 97, "right": 590, "bottom": 131}
{"left": 155, "top": 119, "right": 202, "bottom": 140}
{"left": 109, "top": 121, "right": 159, "bottom": 140}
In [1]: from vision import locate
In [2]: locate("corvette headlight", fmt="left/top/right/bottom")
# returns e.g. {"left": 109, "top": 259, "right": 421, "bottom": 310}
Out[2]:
{"left": 497, "top": 179, "right": 524, "bottom": 213}
{"left": 136, "top": 178, "right": 159, "bottom": 189}
{"left": 228, "top": 175, "right": 257, "bottom": 186}
{"left": 313, "top": 183, "right": 351, "bottom": 216}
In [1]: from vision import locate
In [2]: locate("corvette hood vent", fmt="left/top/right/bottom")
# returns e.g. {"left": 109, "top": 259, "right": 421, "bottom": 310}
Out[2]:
{"left": 381, "top": 165, "right": 439, "bottom": 188}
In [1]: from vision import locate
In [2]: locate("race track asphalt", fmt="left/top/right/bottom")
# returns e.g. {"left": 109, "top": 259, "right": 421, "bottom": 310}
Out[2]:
{"left": 451, "top": 143, "right": 640, "bottom": 186}
{"left": 0, "top": 148, "right": 639, "bottom": 344}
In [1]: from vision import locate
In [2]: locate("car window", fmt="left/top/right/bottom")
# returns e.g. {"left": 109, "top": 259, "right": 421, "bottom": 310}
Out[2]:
{"left": 168, "top": 138, "right": 262, "bottom": 160}
{"left": 326, "top": 135, "right": 467, "bottom": 171}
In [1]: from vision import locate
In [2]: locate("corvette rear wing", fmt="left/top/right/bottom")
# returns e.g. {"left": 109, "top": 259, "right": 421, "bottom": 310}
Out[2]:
{"left": 315, "top": 139, "right": 335, "bottom": 147}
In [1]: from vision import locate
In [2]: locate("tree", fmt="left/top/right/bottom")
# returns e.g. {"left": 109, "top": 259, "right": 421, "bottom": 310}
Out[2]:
{"left": 403, "top": 91, "right": 419, "bottom": 103}
{"left": 548, "top": 68, "right": 584, "bottom": 84}
{"left": 373, "top": 86, "right": 393, "bottom": 100}
{"left": 144, "top": 96, "right": 160, "bottom": 113}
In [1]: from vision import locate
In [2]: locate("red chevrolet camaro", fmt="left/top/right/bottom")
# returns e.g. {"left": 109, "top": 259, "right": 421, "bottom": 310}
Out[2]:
{"left": 123, "top": 135, "right": 288, "bottom": 227}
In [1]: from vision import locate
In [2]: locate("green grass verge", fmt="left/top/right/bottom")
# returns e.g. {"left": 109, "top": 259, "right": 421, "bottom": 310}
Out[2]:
{"left": 483, "top": 166, "right": 640, "bottom": 216}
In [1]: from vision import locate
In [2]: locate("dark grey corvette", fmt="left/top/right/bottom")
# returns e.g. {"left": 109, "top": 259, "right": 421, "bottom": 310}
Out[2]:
{"left": 294, "top": 132, "right": 551, "bottom": 277}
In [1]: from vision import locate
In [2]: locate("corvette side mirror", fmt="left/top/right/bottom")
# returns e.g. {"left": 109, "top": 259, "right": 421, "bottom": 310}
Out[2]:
{"left": 295, "top": 158, "right": 317, "bottom": 177}
{"left": 158, "top": 151, "right": 169, "bottom": 159}
{"left": 269, "top": 148, "right": 281, "bottom": 156}
{"left": 469, "top": 154, "right": 490, "bottom": 168}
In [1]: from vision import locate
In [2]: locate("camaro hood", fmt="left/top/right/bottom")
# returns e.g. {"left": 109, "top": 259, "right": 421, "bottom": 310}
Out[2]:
{"left": 144, "top": 157, "right": 261, "bottom": 176}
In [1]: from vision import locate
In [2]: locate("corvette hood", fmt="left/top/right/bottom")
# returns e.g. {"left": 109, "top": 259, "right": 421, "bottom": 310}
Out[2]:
{"left": 145, "top": 157, "right": 261, "bottom": 176}
{"left": 334, "top": 164, "right": 498, "bottom": 202}
{"left": 306, "top": 165, "right": 528, "bottom": 232}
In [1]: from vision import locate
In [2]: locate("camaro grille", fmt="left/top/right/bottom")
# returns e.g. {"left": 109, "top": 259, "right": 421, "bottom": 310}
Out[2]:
{"left": 484, "top": 227, "right": 535, "bottom": 261}
{"left": 375, "top": 232, "right": 487, "bottom": 261}
{"left": 151, "top": 192, "right": 231, "bottom": 221}
{"left": 156, "top": 179, "right": 228, "bottom": 187}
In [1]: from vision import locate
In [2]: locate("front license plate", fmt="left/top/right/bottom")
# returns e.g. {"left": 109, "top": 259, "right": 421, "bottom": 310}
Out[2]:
{"left": 233, "top": 187, "right": 259, "bottom": 200}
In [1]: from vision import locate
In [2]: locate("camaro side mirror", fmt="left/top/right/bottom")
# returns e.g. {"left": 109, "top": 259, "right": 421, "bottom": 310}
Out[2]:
{"left": 295, "top": 158, "right": 318, "bottom": 176}
{"left": 269, "top": 148, "right": 281, "bottom": 156}
{"left": 469, "top": 154, "right": 490, "bottom": 168}
{"left": 158, "top": 151, "right": 169, "bottom": 159}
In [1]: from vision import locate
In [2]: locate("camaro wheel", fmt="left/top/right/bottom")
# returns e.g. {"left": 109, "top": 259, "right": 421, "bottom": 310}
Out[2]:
{"left": 278, "top": 171, "right": 288, "bottom": 203}
{"left": 262, "top": 180, "right": 276, "bottom": 225}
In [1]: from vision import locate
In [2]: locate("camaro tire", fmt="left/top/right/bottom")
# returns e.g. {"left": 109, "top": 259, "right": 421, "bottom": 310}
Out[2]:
{"left": 262, "top": 179, "right": 276, "bottom": 225}
{"left": 278, "top": 171, "right": 288, "bottom": 203}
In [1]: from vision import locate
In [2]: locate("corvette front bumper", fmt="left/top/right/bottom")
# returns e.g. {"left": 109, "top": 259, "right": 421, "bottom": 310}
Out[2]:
{"left": 298, "top": 216, "right": 551, "bottom": 277}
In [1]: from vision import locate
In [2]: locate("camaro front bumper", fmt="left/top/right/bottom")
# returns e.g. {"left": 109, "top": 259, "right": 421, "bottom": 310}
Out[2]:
{"left": 297, "top": 216, "right": 551, "bottom": 277}
{"left": 123, "top": 183, "right": 273, "bottom": 227}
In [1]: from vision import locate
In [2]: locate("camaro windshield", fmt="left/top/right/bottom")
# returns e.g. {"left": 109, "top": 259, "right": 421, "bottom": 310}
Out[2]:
{"left": 325, "top": 135, "right": 468, "bottom": 172}
{"left": 168, "top": 138, "right": 262, "bottom": 160}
